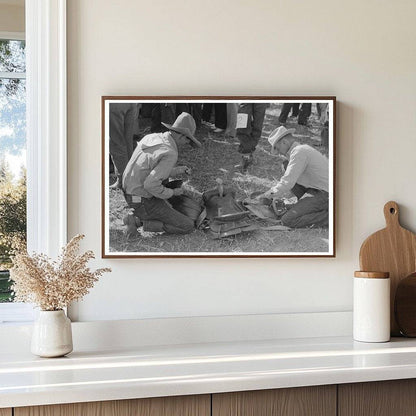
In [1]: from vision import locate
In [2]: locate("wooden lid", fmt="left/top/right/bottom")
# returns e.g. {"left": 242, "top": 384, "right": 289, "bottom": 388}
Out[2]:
{"left": 354, "top": 271, "right": 390, "bottom": 279}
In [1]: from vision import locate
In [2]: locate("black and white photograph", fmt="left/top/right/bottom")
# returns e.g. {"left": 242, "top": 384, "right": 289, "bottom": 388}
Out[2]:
{"left": 102, "top": 97, "right": 335, "bottom": 257}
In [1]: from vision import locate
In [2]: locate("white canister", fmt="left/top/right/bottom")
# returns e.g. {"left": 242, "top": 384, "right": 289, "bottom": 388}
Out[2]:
{"left": 353, "top": 271, "right": 390, "bottom": 342}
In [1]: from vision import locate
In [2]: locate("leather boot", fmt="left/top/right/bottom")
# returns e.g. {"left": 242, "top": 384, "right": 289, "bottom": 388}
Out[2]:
{"left": 123, "top": 213, "right": 141, "bottom": 238}
{"left": 240, "top": 153, "right": 254, "bottom": 173}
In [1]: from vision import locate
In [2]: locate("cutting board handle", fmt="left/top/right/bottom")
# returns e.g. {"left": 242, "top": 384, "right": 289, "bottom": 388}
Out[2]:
{"left": 384, "top": 201, "right": 400, "bottom": 228}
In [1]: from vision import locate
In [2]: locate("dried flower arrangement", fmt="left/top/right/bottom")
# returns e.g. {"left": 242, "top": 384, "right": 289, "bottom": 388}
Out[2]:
{"left": 10, "top": 234, "right": 111, "bottom": 311}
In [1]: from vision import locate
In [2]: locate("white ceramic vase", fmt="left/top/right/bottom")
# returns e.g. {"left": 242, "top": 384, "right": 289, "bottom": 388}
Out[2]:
{"left": 31, "top": 310, "right": 73, "bottom": 357}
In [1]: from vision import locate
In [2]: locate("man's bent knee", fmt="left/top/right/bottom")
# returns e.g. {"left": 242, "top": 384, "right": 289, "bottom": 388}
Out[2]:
{"left": 179, "top": 220, "right": 195, "bottom": 234}
{"left": 281, "top": 211, "right": 299, "bottom": 228}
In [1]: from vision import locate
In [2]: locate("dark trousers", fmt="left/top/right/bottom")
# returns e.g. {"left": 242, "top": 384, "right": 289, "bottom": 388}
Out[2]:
{"left": 130, "top": 197, "right": 194, "bottom": 234}
{"left": 202, "top": 103, "right": 213, "bottom": 122}
{"left": 316, "top": 103, "right": 322, "bottom": 118}
{"left": 175, "top": 103, "right": 190, "bottom": 117}
{"left": 214, "top": 104, "right": 227, "bottom": 129}
{"left": 321, "top": 121, "right": 329, "bottom": 149}
{"left": 109, "top": 103, "right": 139, "bottom": 179}
{"left": 190, "top": 104, "right": 202, "bottom": 128}
{"left": 281, "top": 183, "right": 328, "bottom": 228}
{"left": 140, "top": 103, "right": 155, "bottom": 118}
{"left": 151, "top": 104, "right": 175, "bottom": 133}
{"left": 177, "top": 103, "right": 202, "bottom": 128}
{"left": 279, "top": 103, "right": 300, "bottom": 123}
{"left": 237, "top": 103, "right": 268, "bottom": 154}
{"left": 298, "top": 103, "right": 312, "bottom": 125}
{"left": 201, "top": 103, "right": 227, "bottom": 129}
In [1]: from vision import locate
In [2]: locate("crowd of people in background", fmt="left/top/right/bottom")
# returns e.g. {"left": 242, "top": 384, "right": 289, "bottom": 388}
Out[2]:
{"left": 109, "top": 102, "right": 330, "bottom": 234}
{"left": 110, "top": 102, "right": 329, "bottom": 182}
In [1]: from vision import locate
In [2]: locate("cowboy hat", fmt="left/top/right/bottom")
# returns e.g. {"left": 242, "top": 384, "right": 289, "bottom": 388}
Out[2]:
{"left": 162, "top": 112, "right": 202, "bottom": 148}
{"left": 268, "top": 126, "right": 296, "bottom": 148}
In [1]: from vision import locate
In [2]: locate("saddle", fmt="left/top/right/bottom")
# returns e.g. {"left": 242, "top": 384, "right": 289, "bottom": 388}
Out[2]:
{"left": 169, "top": 194, "right": 205, "bottom": 227}
{"left": 242, "top": 191, "right": 287, "bottom": 220}
{"left": 202, "top": 183, "right": 258, "bottom": 239}
{"left": 164, "top": 179, "right": 268, "bottom": 238}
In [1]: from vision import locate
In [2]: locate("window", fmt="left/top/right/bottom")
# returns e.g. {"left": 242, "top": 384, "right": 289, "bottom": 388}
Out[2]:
{"left": 0, "top": 0, "right": 67, "bottom": 323}
{"left": 0, "top": 34, "right": 26, "bottom": 307}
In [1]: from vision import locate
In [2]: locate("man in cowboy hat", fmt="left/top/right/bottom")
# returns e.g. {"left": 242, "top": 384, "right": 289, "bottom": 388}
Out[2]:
{"left": 122, "top": 112, "right": 202, "bottom": 236}
{"left": 258, "top": 126, "right": 329, "bottom": 228}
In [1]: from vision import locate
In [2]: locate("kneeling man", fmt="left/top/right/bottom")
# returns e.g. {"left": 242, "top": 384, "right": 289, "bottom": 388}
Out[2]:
{"left": 259, "top": 126, "right": 329, "bottom": 228}
{"left": 122, "top": 112, "right": 201, "bottom": 236}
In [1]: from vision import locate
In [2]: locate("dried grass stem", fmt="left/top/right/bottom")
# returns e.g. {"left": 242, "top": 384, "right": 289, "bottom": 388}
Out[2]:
{"left": 10, "top": 234, "right": 111, "bottom": 310}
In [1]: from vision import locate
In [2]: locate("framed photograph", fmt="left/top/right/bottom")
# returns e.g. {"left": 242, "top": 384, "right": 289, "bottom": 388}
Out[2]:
{"left": 102, "top": 96, "right": 336, "bottom": 258}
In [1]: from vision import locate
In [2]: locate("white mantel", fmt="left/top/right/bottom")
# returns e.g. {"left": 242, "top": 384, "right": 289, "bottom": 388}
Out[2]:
{"left": 2, "top": 330, "right": 416, "bottom": 409}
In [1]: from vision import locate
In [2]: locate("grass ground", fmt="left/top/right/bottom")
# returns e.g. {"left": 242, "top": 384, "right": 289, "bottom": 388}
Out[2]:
{"left": 108, "top": 103, "right": 330, "bottom": 254}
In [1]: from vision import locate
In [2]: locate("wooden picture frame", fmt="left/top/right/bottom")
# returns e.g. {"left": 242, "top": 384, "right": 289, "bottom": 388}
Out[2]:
{"left": 102, "top": 96, "right": 336, "bottom": 258}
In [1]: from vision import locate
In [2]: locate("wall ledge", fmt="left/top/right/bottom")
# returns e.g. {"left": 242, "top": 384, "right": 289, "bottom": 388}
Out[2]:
{"left": 0, "top": 311, "right": 352, "bottom": 353}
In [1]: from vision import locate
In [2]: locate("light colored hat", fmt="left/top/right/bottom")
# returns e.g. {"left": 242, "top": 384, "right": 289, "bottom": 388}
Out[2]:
{"left": 268, "top": 126, "right": 295, "bottom": 148}
{"left": 162, "top": 112, "right": 202, "bottom": 148}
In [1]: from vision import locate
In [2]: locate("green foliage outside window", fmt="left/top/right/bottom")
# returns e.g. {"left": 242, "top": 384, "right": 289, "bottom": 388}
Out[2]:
{"left": 0, "top": 38, "right": 27, "bottom": 303}
{"left": 0, "top": 161, "right": 26, "bottom": 302}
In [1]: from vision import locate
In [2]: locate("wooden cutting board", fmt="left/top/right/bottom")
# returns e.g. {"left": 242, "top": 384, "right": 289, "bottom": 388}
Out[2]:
{"left": 359, "top": 201, "right": 416, "bottom": 336}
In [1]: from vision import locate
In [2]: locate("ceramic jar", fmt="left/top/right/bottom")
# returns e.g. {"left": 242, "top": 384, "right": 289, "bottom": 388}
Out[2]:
{"left": 353, "top": 271, "right": 390, "bottom": 343}
{"left": 31, "top": 310, "right": 73, "bottom": 357}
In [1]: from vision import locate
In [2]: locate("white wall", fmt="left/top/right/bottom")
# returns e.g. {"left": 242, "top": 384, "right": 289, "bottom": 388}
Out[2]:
{"left": 67, "top": 0, "right": 416, "bottom": 322}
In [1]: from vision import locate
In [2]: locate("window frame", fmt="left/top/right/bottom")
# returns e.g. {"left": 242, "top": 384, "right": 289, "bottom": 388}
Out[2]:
{"left": 0, "top": 0, "right": 67, "bottom": 323}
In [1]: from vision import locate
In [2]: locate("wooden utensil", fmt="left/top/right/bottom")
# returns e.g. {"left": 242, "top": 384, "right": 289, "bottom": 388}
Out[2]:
{"left": 395, "top": 273, "right": 416, "bottom": 337}
{"left": 359, "top": 201, "right": 416, "bottom": 336}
